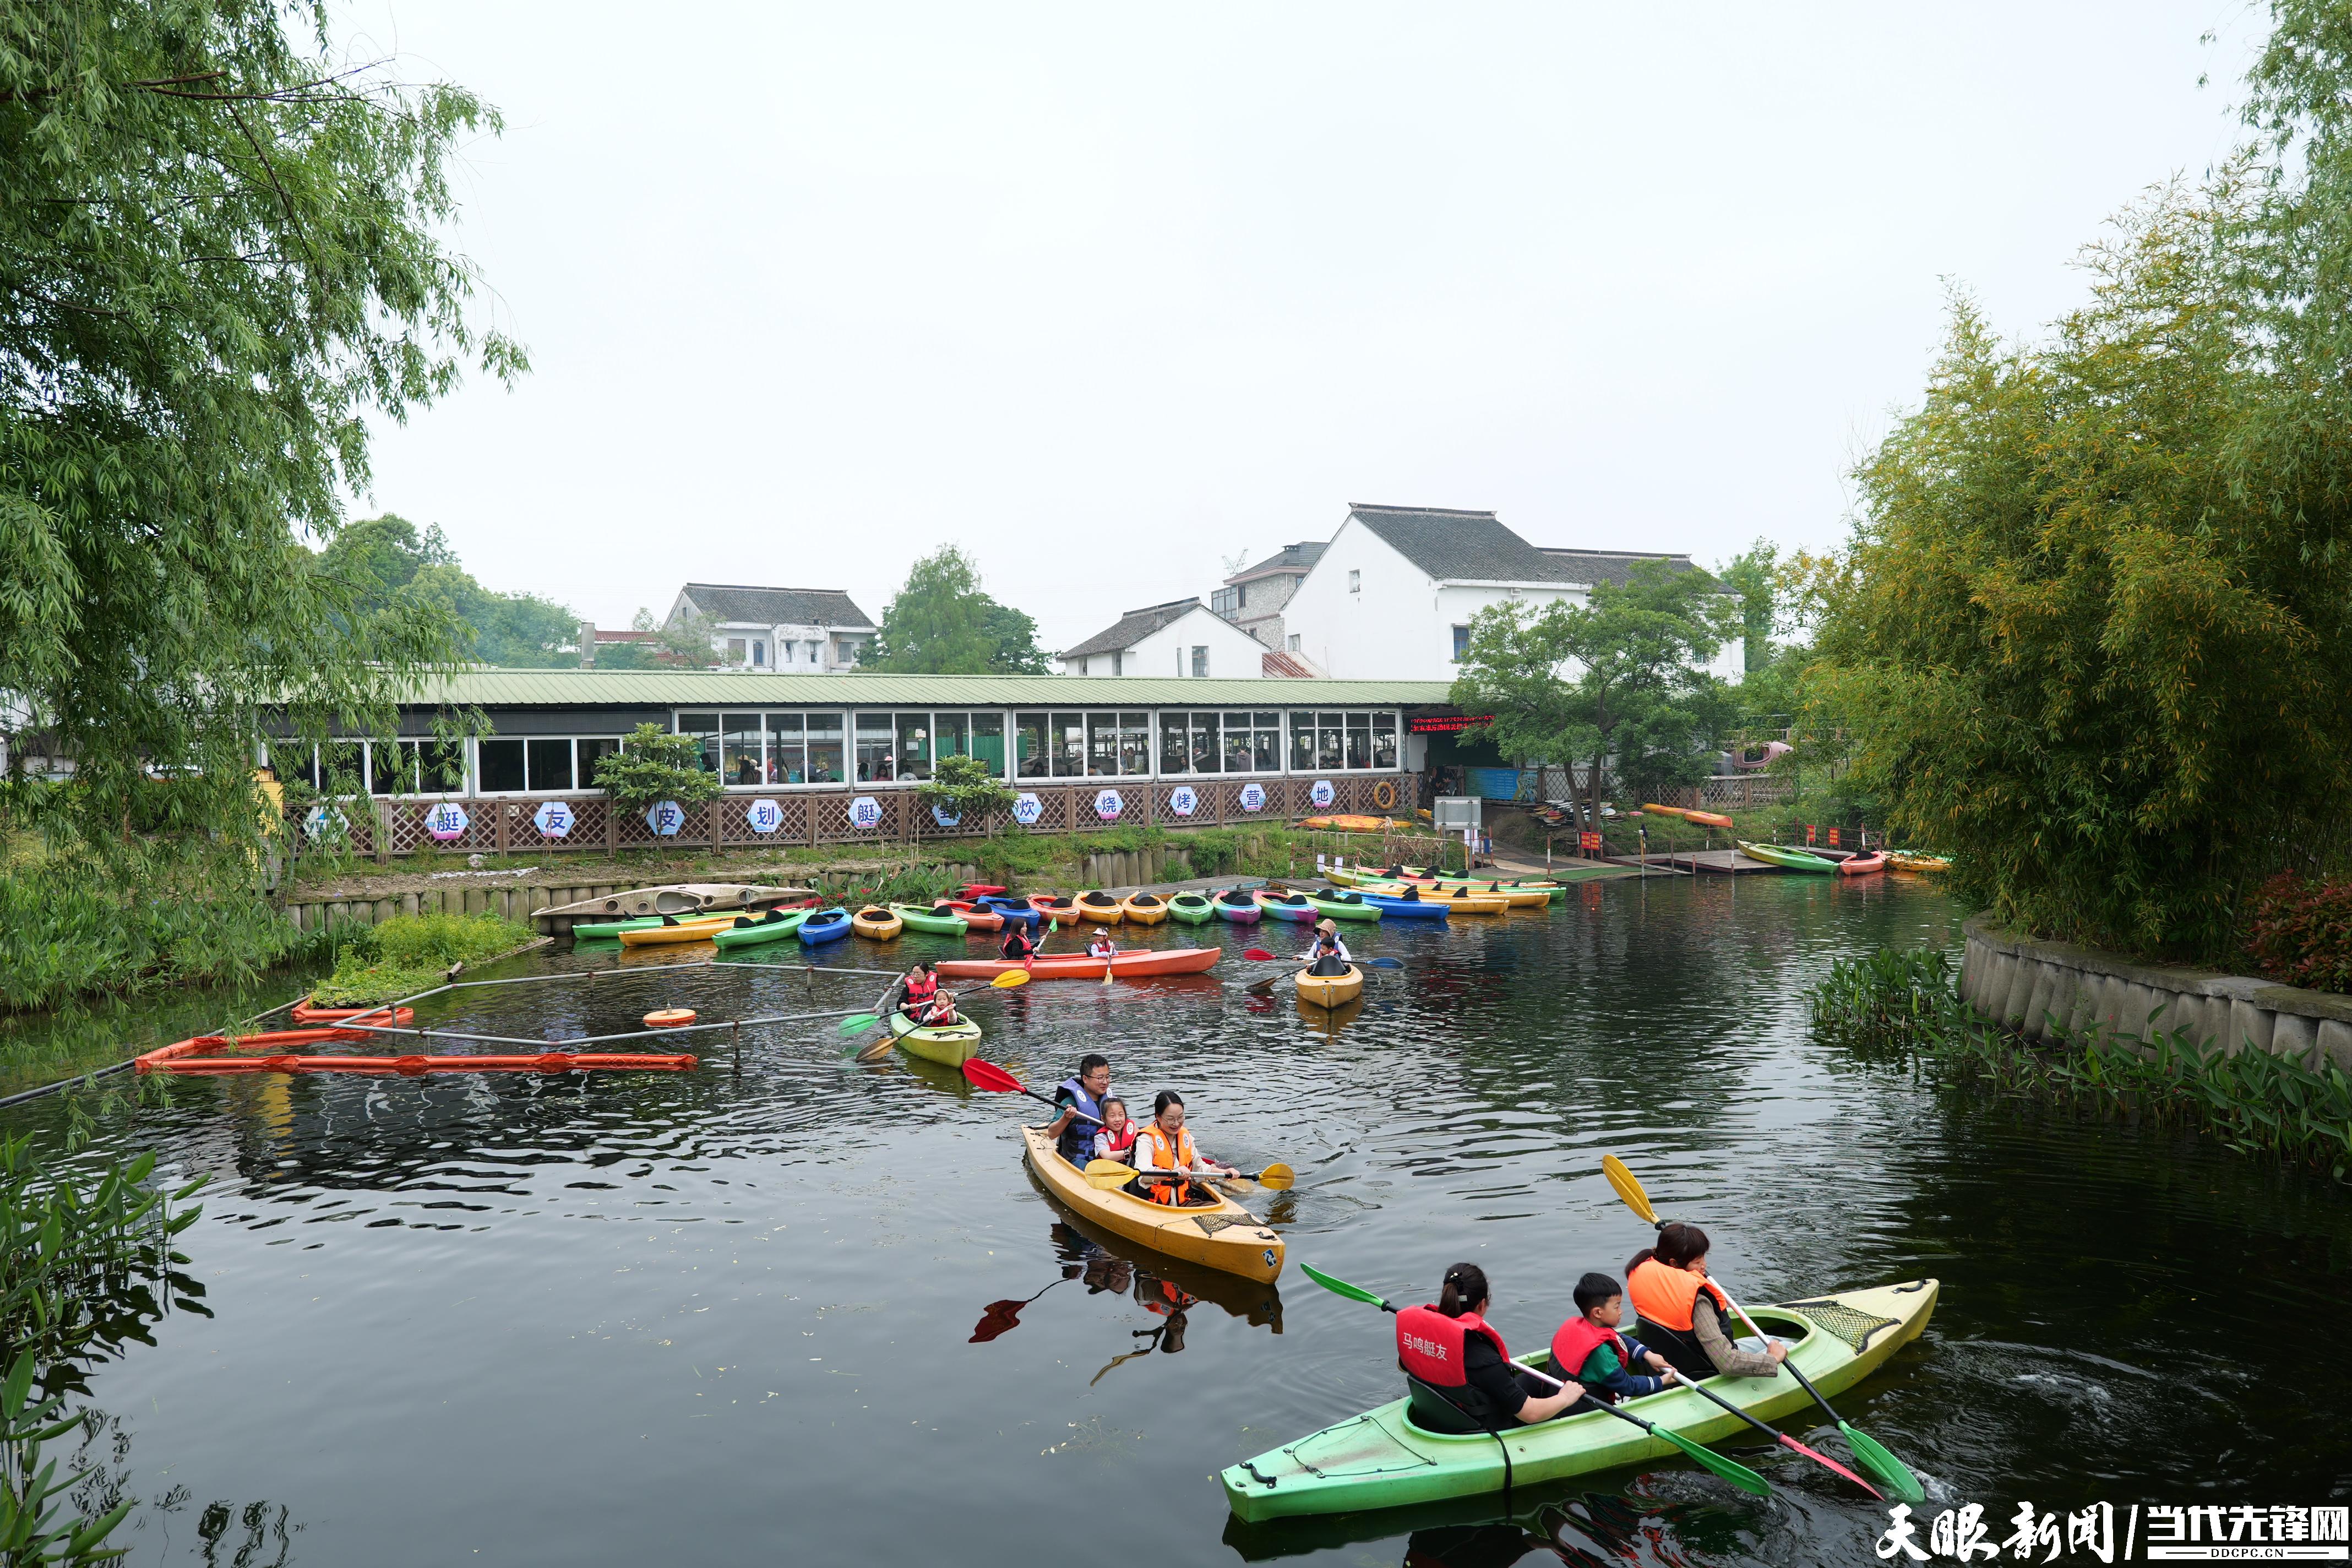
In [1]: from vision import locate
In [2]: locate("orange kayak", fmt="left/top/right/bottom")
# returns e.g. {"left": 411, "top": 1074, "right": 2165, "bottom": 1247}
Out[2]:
{"left": 933, "top": 948, "right": 1223, "bottom": 981}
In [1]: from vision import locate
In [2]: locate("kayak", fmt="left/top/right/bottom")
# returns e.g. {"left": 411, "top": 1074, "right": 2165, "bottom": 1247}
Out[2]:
{"left": 1223, "top": 1277, "right": 1940, "bottom": 1522}
{"left": 957, "top": 883, "right": 1009, "bottom": 898}
{"left": 852, "top": 906, "right": 904, "bottom": 940}
{"left": 798, "top": 907, "right": 853, "bottom": 945}
{"left": 1298, "top": 814, "right": 1405, "bottom": 834}
{"left": 1255, "top": 890, "right": 1319, "bottom": 922}
{"left": 1836, "top": 852, "right": 1888, "bottom": 876}
{"left": 1213, "top": 891, "right": 1264, "bottom": 925}
{"left": 1642, "top": 803, "right": 1733, "bottom": 829}
{"left": 1168, "top": 892, "right": 1217, "bottom": 925}
{"left": 934, "top": 948, "right": 1223, "bottom": 982}
{"left": 980, "top": 896, "right": 1041, "bottom": 928}
{"left": 1028, "top": 894, "right": 1084, "bottom": 927}
{"left": 1352, "top": 881, "right": 1507, "bottom": 915}
{"left": 889, "top": 902, "right": 968, "bottom": 935}
{"left": 617, "top": 916, "right": 737, "bottom": 947}
{"left": 1019, "top": 1125, "right": 1283, "bottom": 1284}
{"left": 888, "top": 1008, "right": 982, "bottom": 1067}
{"left": 943, "top": 900, "right": 1005, "bottom": 932}
{"left": 1361, "top": 891, "right": 1449, "bottom": 921}
{"left": 1121, "top": 892, "right": 1169, "bottom": 925}
{"left": 571, "top": 915, "right": 663, "bottom": 941}
{"left": 1075, "top": 890, "right": 1126, "bottom": 924}
{"left": 1737, "top": 840, "right": 1837, "bottom": 873}
{"left": 1416, "top": 880, "right": 1550, "bottom": 910}
{"left": 712, "top": 907, "right": 815, "bottom": 949}
{"left": 1888, "top": 851, "right": 1951, "bottom": 874}
{"left": 1304, "top": 891, "right": 1383, "bottom": 923}
{"left": 1294, "top": 964, "right": 1364, "bottom": 1007}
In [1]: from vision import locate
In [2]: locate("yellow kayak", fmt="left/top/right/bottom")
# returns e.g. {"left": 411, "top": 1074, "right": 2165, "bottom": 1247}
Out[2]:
{"left": 1294, "top": 965, "right": 1363, "bottom": 1008}
{"left": 1353, "top": 880, "right": 1507, "bottom": 915}
{"left": 1887, "top": 851, "right": 1952, "bottom": 874}
{"left": 1120, "top": 892, "right": 1170, "bottom": 925}
{"left": 851, "top": 906, "right": 904, "bottom": 940}
{"left": 1020, "top": 1126, "right": 1284, "bottom": 1283}
{"left": 1425, "top": 880, "right": 1551, "bottom": 909}
{"left": 616, "top": 915, "right": 737, "bottom": 947}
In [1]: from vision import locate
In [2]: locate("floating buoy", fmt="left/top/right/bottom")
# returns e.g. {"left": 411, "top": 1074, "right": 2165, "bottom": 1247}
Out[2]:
{"left": 644, "top": 1008, "right": 698, "bottom": 1028}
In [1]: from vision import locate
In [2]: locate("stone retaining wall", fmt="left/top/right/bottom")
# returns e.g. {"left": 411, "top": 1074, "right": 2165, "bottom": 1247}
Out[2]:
{"left": 1959, "top": 915, "right": 2352, "bottom": 1071}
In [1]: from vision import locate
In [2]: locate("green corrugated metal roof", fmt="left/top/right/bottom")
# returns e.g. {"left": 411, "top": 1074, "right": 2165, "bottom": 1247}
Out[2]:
{"left": 410, "top": 669, "right": 1456, "bottom": 707}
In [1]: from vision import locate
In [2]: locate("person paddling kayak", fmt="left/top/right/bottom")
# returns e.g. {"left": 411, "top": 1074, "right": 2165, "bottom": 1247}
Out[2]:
{"left": 1396, "top": 1263, "right": 1585, "bottom": 1434}
{"left": 1626, "top": 1222, "right": 1785, "bottom": 1382}
{"left": 1086, "top": 927, "right": 1118, "bottom": 960}
{"left": 1000, "top": 923, "right": 1040, "bottom": 962}
{"left": 1300, "top": 919, "right": 1351, "bottom": 976}
{"left": 894, "top": 961, "right": 941, "bottom": 1017}
{"left": 1130, "top": 1090, "right": 1237, "bottom": 1205}
{"left": 1548, "top": 1272, "right": 1674, "bottom": 1405}
{"left": 1044, "top": 1053, "right": 1112, "bottom": 1168}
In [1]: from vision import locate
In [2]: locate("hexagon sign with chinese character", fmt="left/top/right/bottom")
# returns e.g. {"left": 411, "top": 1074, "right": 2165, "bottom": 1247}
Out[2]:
{"left": 745, "top": 798, "right": 784, "bottom": 834}
{"left": 1309, "top": 778, "right": 1336, "bottom": 808}
{"left": 424, "top": 801, "right": 470, "bottom": 841}
{"left": 930, "top": 802, "right": 961, "bottom": 828}
{"left": 302, "top": 803, "right": 347, "bottom": 842}
{"left": 1011, "top": 793, "right": 1043, "bottom": 826}
{"left": 848, "top": 796, "right": 884, "bottom": 831}
{"left": 532, "top": 800, "right": 574, "bottom": 839}
{"left": 1167, "top": 785, "right": 1198, "bottom": 818}
{"left": 1238, "top": 782, "right": 1267, "bottom": 813}
{"left": 645, "top": 799, "right": 687, "bottom": 837}
{"left": 1093, "top": 789, "right": 1124, "bottom": 821}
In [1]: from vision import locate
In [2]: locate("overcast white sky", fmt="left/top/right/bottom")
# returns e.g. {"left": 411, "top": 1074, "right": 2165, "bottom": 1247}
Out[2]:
{"left": 347, "top": 2, "right": 2259, "bottom": 653}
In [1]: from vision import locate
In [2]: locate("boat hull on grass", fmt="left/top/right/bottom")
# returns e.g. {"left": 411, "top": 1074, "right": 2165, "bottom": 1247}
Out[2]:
{"left": 1222, "top": 1277, "right": 1939, "bottom": 1522}
{"left": 1020, "top": 1125, "right": 1283, "bottom": 1284}
{"left": 888, "top": 1009, "right": 982, "bottom": 1067}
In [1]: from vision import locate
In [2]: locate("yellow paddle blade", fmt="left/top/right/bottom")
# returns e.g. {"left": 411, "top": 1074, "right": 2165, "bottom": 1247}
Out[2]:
{"left": 854, "top": 1035, "right": 896, "bottom": 1064}
{"left": 1083, "top": 1158, "right": 1137, "bottom": 1189}
{"left": 1255, "top": 1162, "right": 1295, "bottom": 1190}
{"left": 1601, "top": 1155, "right": 1659, "bottom": 1225}
{"left": 991, "top": 969, "right": 1031, "bottom": 988}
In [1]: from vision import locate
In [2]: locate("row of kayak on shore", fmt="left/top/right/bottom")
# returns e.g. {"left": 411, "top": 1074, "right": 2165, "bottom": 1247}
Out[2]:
{"left": 1735, "top": 841, "right": 1952, "bottom": 875}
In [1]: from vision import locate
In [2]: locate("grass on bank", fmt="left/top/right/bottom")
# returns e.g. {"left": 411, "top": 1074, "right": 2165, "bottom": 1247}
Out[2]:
{"left": 1809, "top": 946, "right": 2352, "bottom": 1180}
{"left": 308, "top": 911, "right": 537, "bottom": 1006}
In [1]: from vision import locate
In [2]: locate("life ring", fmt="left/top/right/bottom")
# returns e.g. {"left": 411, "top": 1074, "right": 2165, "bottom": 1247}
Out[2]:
{"left": 643, "top": 1008, "right": 698, "bottom": 1028}
{"left": 1373, "top": 779, "right": 1397, "bottom": 810}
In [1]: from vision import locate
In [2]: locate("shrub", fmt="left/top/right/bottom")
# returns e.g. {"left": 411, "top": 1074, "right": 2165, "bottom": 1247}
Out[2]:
{"left": 2244, "top": 873, "right": 2352, "bottom": 994}
{"left": 594, "top": 723, "right": 723, "bottom": 812}
{"left": 311, "top": 911, "right": 532, "bottom": 1006}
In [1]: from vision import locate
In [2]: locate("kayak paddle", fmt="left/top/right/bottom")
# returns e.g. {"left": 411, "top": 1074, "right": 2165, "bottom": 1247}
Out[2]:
{"left": 1599, "top": 1155, "right": 1924, "bottom": 1504}
{"left": 990, "top": 970, "right": 1031, "bottom": 988}
{"left": 1295, "top": 1264, "right": 1771, "bottom": 1498}
{"left": 1083, "top": 1158, "right": 1295, "bottom": 1191}
{"left": 1242, "top": 949, "right": 1401, "bottom": 967}
{"left": 853, "top": 1032, "right": 896, "bottom": 1063}
{"left": 960, "top": 1058, "right": 1103, "bottom": 1126}
{"left": 1667, "top": 1371, "right": 1881, "bottom": 1497}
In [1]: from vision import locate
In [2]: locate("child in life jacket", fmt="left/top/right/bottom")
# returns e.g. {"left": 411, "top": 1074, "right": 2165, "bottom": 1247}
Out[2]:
{"left": 1091, "top": 1097, "right": 1139, "bottom": 1164}
{"left": 918, "top": 988, "right": 960, "bottom": 1027}
{"left": 1086, "top": 928, "right": 1118, "bottom": 960}
{"left": 1549, "top": 1272, "right": 1674, "bottom": 1405}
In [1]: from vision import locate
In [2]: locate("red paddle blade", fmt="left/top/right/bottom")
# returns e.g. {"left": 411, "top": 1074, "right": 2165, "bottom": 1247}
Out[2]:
{"left": 1779, "top": 1434, "right": 1883, "bottom": 1499}
{"left": 970, "top": 1300, "right": 1027, "bottom": 1343}
{"left": 1243, "top": 948, "right": 1277, "bottom": 961}
{"left": 960, "top": 1058, "right": 1024, "bottom": 1093}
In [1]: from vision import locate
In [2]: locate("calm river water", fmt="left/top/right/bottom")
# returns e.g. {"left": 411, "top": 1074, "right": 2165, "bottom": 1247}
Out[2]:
{"left": 9, "top": 874, "right": 2349, "bottom": 1566}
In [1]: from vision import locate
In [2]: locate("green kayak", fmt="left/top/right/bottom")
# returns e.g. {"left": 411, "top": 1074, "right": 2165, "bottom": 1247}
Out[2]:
{"left": 712, "top": 907, "right": 814, "bottom": 949}
{"left": 886, "top": 1008, "right": 982, "bottom": 1066}
{"left": 1305, "top": 891, "right": 1384, "bottom": 923}
{"left": 1222, "top": 1277, "right": 1937, "bottom": 1522}
{"left": 1168, "top": 892, "right": 1218, "bottom": 925}
{"left": 1736, "top": 840, "right": 1838, "bottom": 873}
{"left": 889, "top": 902, "right": 969, "bottom": 936}
{"left": 571, "top": 916, "right": 663, "bottom": 940}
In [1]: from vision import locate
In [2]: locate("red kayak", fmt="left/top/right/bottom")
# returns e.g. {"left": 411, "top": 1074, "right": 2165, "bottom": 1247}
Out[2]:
{"left": 958, "top": 883, "right": 1009, "bottom": 897}
{"left": 933, "top": 948, "right": 1222, "bottom": 981}
{"left": 944, "top": 900, "right": 1005, "bottom": 932}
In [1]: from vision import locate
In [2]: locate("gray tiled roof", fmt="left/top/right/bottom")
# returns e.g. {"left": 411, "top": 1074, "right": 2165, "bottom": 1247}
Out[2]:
{"left": 1346, "top": 505, "right": 1585, "bottom": 584}
{"left": 1060, "top": 597, "right": 1206, "bottom": 660}
{"left": 677, "top": 584, "right": 876, "bottom": 629}
{"left": 1225, "top": 541, "right": 1327, "bottom": 584}
{"left": 1538, "top": 549, "right": 1717, "bottom": 590}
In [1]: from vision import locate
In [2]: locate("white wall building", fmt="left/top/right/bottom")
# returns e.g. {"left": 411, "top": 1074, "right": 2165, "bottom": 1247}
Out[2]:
{"left": 1211, "top": 541, "right": 1326, "bottom": 651}
{"left": 1278, "top": 504, "right": 1743, "bottom": 683}
{"left": 1057, "top": 596, "right": 1277, "bottom": 679}
{"left": 667, "top": 584, "right": 876, "bottom": 672}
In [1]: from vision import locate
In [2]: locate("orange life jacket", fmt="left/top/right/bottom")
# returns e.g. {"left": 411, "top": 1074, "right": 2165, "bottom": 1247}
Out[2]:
{"left": 1625, "top": 1257, "right": 1730, "bottom": 1333}
{"left": 1137, "top": 1121, "right": 1200, "bottom": 1205}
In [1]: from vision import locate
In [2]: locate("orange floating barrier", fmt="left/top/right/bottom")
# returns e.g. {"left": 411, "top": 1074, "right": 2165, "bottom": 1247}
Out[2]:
{"left": 136, "top": 1031, "right": 695, "bottom": 1075}
{"left": 643, "top": 1008, "right": 698, "bottom": 1028}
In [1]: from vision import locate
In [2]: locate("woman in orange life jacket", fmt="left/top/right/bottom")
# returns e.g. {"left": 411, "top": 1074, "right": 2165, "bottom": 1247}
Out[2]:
{"left": 1624, "top": 1222, "right": 1786, "bottom": 1383}
{"left": 1394, "top": 1263, "right": 1585, "bottom": 1435}
{"left": 1130, "top": 1091, "right": 1237, "bottom": 1206}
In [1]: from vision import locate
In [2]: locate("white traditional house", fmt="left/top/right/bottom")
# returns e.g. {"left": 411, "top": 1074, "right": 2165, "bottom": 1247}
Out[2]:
{"left": 1210, "top": 541, "right": 1326, "bottom": 651}
{"left": 1057, "top": 596, "right": 1274, "bottom": 679}
{"left": 666, "top": 584, "right": 876, "bottom": 672}
{"left": 1278, "top": 504, "right": 1743, "bottom": 682}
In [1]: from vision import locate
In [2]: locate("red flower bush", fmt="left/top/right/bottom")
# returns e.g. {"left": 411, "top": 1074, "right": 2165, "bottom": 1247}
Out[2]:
{"left": 2243, "top": 873, "right": 2352, "bottom": 994}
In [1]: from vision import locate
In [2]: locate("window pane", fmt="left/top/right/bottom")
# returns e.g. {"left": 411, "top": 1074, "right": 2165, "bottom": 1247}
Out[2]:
{"left": 765, "top": 714, "right": 803, "bottom": 784}
{"left": 715, "top": 714, "right": 758, "bottom": 786}
{"left": 855, "top": 712, "right": 894, "bottom": 782}
{"left": 1015, "top": 712, "right": 1050, "bottom": 778}
{"left": 1373, "top": 712, "right": 1398, "bottom": 769}
{"left": 804, "top": 712, "right": 844, "bottom": 783}
{"left": 529, "top": 737, "right": 575, "bottom": 792}
{"left": 1196, "top": 712, "right": 1222, "bottom": 775}
{"left": 1120, "top": 711, "right": 1150, "bottom": 775}
{"left": 369, "top": 740, "right": 412, "bottom": 797}
{"left": 1254, "top": 721, "right": 1280, "bottom": 773}
{"left": 421, "top": 740, "right": 466, "bottom": 793}
{"left": 1052, "top": 712, "right": 1085, "bottom": 778}
{"left": 1346, "top": 712, "right": 1371, "bottom": 769}
{"left": 895, "top": 712, "right": 932, "bottom": 781}
{"left": 1158, "top": 711, "right": 1189, "bottom": 774}
{"left": 1319, "top": 714, "right": 1344, "bottom": 770}
{"left": 577, "top": 738, "right": 619, "bottom": 790}
{"left": 1086, "top": 712, "right": 1120, "bottom": 777}
{"left": 970, "top": 712, "right": 1006, "bottom": 777}
{"left": 677, "top": 713, "right": 721, "bottom": 772}
{"left": 934, "top": 711, "right": 970, "bottom": 761}
{"left": 1290, "top": 712, "right": 1317, "bottom": 771}
{"left": 478, "top": 738, "right": 526, "bottom": 793}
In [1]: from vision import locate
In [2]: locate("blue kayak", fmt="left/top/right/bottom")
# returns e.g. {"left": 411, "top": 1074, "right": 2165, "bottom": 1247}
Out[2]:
{"left": 979, "top": 896, "right": 1040, "bottom": 928}
{"left": 798, "top": 907, "right": 853, "bottom": 945}
{"left": 1362, "top": 892, "right": 1449, "bottom": 921}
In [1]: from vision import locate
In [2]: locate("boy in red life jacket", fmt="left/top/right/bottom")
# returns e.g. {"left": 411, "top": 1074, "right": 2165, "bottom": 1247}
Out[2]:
{"left": 1091, "top": 1097, "right": 1139, "bottom": 1164}
{"left": 1394, "top": 1263, "right": 1585, "bottom": 1434}
{"left": 1549, "top": 1272, "right": 1674, "bottom": 1406}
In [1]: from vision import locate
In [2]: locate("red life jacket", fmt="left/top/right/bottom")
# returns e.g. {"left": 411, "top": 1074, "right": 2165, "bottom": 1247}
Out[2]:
{"left": 1098, "top": 1121, "right": 1138, "bottom": 1155}
{"left": 902, "top": 972, "right": 938, "bottom": 1006}
{"left": 1550, "top": 1316, "right": 1629, "bottom": 1397}
{"left": 1395, "top": 1305, "right": 1508, "bottom": 1390}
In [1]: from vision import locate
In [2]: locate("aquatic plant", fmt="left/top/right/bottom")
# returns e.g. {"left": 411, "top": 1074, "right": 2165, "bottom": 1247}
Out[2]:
{"left": 0, "top": 867, "right": 325, "bottom": 1016}
{"left": 1809, "top": 949, "right": 2352, "bottom": 1179}
{"left": 309, "top": 911, "right": 533, "bottom": 1006}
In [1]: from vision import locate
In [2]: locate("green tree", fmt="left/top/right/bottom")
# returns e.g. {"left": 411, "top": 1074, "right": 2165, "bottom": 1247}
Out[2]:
{"left": 1717, "top": 540, "right": 1779, "bottom": 677}
{"left": 868, "top": 546, "right": 1050, "bottom": 673}
{"left": 592, "top": 724, "right": 723, "bottom": 814}
{"left": 919, "top": 753, "right": 1017, "bottom": 831}
{"left": 0, "top": 2, "right": 521, "bottom": 850}
{"left": 1450, "top": 560, "right": 1738, "bottom": 828}
{"left": 320, "top": 516, "right": 580, "bottom": 667}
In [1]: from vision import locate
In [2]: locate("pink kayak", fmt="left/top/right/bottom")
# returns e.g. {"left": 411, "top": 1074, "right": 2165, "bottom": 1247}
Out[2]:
{"left": 933, "top": 948, "right": 1223, "bottom": 981}
{"left": 1212, "top": 891, "right": 1262, "bottom": 925}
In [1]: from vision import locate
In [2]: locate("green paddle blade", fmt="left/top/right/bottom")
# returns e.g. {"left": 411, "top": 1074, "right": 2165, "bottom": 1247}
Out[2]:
{"left": 1299, "top": 1262, "right": 1390, "bottom": 1310}
{"left": 835, "top": 1013, "right": 880, "bottom": 1036}
{"left": 1841, "top": 1421, "right": 1925, "bottom": 1504}
{"left": 1649, "top": 1422, "right": 1774, "bottom": 1497}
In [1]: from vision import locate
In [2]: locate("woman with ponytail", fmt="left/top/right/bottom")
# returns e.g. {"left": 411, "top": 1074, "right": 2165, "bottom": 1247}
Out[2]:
{"left": 1625, "top": 1223, "right": 1785, "bottom": 1382}
{"left": 1395, "top": 1263, "right": 1583, "bottom": 1433}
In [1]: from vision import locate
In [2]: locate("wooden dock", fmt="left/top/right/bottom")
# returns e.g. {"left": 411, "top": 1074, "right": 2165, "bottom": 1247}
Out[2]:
{"left": 1606, "top": 849, "right": 1777, "bottom": 875}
